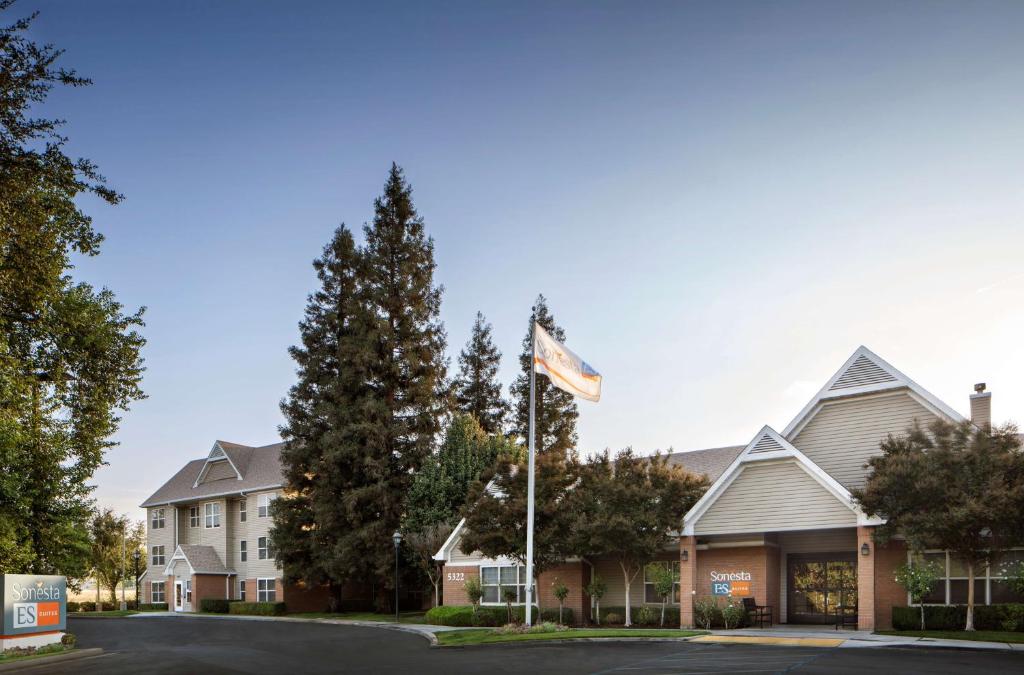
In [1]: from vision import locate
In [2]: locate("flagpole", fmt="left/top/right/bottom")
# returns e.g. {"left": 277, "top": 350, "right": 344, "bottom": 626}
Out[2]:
{"left": 524, "top": 322, "right": 537, "bottom": 626}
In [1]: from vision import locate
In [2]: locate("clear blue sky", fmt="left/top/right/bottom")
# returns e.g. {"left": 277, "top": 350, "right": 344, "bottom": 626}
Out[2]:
{"left": 26, "top": 0, "right": 1024, "bottom": 518}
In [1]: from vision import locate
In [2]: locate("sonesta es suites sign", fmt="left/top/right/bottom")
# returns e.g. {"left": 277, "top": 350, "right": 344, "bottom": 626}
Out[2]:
{"left": 710, "top": 570, "right": 752, "bottom": 597}
{"left": 1, "top": 575, "right": 66, "bottom": 637}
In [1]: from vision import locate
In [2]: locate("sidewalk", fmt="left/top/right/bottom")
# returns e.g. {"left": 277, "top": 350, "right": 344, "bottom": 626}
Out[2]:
{"left": 701, "top": 626, "right": 1024, "bottom": 652}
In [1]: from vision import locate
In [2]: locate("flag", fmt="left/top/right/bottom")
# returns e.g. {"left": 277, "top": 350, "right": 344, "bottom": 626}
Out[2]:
{"left": 533, "top": 322, "right": 602, "bottom": 402}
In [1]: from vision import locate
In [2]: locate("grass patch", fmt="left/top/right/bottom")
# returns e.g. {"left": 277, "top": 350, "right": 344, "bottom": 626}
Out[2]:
{"left": 287, "top": 611, "right": 428, "bottom": 624}
{"left": 0, "top": 644, "right": 70, "bottom": 663}
{"left": 437, "top": 628, "right": 706, "bottom": 646}
{"left": 68, "top": 610, "right": 139, "bottom": 618}
{"left": 878, "top": 630, "right": 1024, "bottom": 644}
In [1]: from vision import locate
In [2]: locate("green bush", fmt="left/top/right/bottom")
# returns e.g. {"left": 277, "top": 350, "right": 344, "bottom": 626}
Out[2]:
{"left": 891, "top": 604, "right": 1024, "bottom": 631}
{"left": 229, "top": 601, "right": 287, "bottom": 616}
{"left": 200, "top": 598, "right": 230, "bottom": 613}
{"left": 426, "top": 605, "right": 477, "bottom": 627}
{"left": 72, "top": 601, "right": 97, "bottom": 612}
{"left": 67, "top": 601, "right": 79, "bottom": 612}
{"left": 633, "top": 606, "right": 659, "bottom": 625}
{"left": 138, "top": 603, "right": 168, "bottom": 611}
{"left": 604, "top": 612, "right": 623, "bottom": 625}
{"left": 425, "top": 605, "right": 574, "bottom": 627}
{"left": 596, "top": 606, "right": 681, "bottom": 627}
{"left": 61, "top": 633, "right": 76, "bottom": 648}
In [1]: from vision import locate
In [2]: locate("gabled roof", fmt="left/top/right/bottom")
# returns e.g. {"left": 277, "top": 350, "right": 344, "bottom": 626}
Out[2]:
{"left": 140, "top": 440, "right": 285, "bottom": 508}
{"left": 682, "top": 425, "right": 881, "bottom": 536}
{"left": 782, "top": 346, "right": 964, "bottom": 438}
{"left": 163, "top": 544, "right": 234, "bottom": 576}
{"left": 192, "top": 441, "right": 243, "bottom": 487}
{"left": 666, "top": 445, "right": 744, "bottom": 482}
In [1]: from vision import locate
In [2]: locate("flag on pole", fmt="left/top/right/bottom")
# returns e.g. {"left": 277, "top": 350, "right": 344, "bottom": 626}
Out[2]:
{"left": 532, "top": 323, "right": 602, "bottom": 402}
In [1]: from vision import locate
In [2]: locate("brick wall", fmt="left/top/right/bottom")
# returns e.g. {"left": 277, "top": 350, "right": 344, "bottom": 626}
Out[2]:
{"left": 282, "top": 581, "right": 331, "bottom": 613}
{"left": 857, "top": 526, "right": 875, "bottom": 630}
{"left": 440, "top": 565, "right": 478, "bottom": 605}
{"left": 680, "top": 537, "right": 697, "bottom": 627}
{"left": 538, "top": 562, "right": 587, "bottom": 624}
{"left": 192, "top": 573, "right": 229, "bottom": 608}
{"left": 873, "top": 538, "right": 907, "bottom": 630}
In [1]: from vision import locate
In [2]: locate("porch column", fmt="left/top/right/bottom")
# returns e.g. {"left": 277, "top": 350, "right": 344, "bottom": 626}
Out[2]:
{"left": 680, "top": 535, "right": 697, "bottom": 628}
{"left": 857, "top": 526, "right": 875, "bottom": 631}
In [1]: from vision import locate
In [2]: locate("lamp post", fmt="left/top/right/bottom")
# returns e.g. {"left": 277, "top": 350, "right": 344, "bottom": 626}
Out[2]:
{"left": 392, "top": 530, "right": 402, "bottom": 623}
{"left": 120, "top": 525, "right": 127, "bottom": 611}
{"left": 133, "top": 549, "right": 142, "bottom": 608}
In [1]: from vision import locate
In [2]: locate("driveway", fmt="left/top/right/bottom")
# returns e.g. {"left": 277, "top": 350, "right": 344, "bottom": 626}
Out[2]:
{"left": 33, "top": 615, "right": 1021, "bottom": 674}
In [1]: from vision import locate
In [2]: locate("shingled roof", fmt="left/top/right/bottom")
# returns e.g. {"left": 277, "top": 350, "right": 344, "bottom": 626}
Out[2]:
{"left": 140, "top": 440, "right": 285, "bottom": 508}
{"left": 166, "top": 544, "right": 235, "bottom": 575}
{"left": 666, "top": 444, "right": 745, "bottom": 482}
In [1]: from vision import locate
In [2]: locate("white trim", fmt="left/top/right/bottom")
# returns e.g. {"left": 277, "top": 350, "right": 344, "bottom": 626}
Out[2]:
{"left": 434, "top": 518, "right": 466, "bottom": 562}
{"left": 256, "top": 577, "right": 277, "bottom": 603}
{"left": 192, "top": 442, "right": 244, "bottom": 488}
{"left": 163, "top": 545, "right": 194, "bottom": 577}
{"left": 782, "top": 346, "right": 964, "bottom": 439}
{"left": 150, "top": 580, "right": 166, "bottom": 604}
{"left": 141, "top": 483, "right": 283, "bottom": 509}
{"left": 682, "top": 425, "right": 879, "bottom": 536}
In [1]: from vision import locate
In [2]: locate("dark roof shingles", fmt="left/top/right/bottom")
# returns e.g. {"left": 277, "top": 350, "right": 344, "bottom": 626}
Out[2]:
{"left": 140, "top": 442, "right": 285, "bottom": 508}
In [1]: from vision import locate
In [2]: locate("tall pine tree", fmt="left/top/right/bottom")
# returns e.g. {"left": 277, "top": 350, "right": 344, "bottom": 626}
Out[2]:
{"left": 348, "top": 164, "right": 447, "bottom": 593}
{"left": 453, "top": 311, "right": 508, "bottom": 434}
{"left": 273, "top": 224, "right": 367, "bottom": 606}
{"left": 510, "top": 295, "right": 578, "bottom": 455}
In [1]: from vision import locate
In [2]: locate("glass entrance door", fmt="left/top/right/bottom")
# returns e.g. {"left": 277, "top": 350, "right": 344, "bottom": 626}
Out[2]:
{"left": 787, "top": 553, "right": 857, "bottom": 624}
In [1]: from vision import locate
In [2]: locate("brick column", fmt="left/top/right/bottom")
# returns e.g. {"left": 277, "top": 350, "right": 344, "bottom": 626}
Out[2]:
{"left": 857, "top": 526, "right": 875, "bottom": 631}
{"left": 680, "top": 535, "right": 697, "bottom": 628}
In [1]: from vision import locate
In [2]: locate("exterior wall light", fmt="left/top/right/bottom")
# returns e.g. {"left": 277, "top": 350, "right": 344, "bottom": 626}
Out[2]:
{"left": 860, "top": 542, "right": 870, "bottom": 556}
{"left": 682, "top": 550, "right": 689, "bottom": 562}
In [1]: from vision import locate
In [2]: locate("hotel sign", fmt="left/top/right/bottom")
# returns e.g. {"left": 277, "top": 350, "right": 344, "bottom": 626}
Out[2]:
{"left": 710, "top": 570, "right": 751, "bottom": 597}
{"left": 1, "top": 575, "right": 66, "bottom": 636}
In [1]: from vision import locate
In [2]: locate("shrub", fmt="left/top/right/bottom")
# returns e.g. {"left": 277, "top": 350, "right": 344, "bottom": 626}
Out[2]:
{"left": 426, "top": 605, "right": 477, "bottom": 627}
{"left": 464, "top": 578, "right": 484, "bottom": 608}
{"left": 75, "top": 601, "right": 97, "bottom": 612}
{"left": 61, "top": 633, "right": 76, "bottom": 648}
{"left": 66, "top": 601, "right": 79, "bottom": 613}
{"left": 892, "top": 605, "right": 964, "bottom": 631}
{"left": 426, "top": 604, "right": 574, "bottom": 627}
{"left": 633, "top": 606, "right": 659, "bottom": 626}
{"left": 722, "top": 602, "right": 745, "bottom": 629}
{"left": 138, "top": 603, "right": 168, "bottom": 611}
{"left": 693, "top": 597, "right": 721, "bottom": 630}
{"left": 604, "top": 612, "right": 623, "bottom": 625}
{"left": 200, "top": 598, "right": 230, "bottom": 613}
{"left": 595, "top": 606, "right": 680, "bottom": 627}
{"left": 228, "top": 601, "right": 287, "bottom": 616}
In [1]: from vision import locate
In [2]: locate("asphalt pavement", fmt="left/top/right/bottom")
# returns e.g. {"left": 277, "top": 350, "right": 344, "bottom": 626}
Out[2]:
{"left": 25, "top": 615, "right": 1021, "bottom": 674}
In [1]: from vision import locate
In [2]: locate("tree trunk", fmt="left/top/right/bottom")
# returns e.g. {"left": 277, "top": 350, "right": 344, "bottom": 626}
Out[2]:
{"left": 919, "top": 602, "right": 925, "bottom": 631}
{"left": 661, "top": 599, "right": 667, "bottom": 627}
{"left": 96, "top": 578, "right": 102, "bottom": 612}
{"left": 620, "top": 561, "right": 633, "bottom": 627}
{"left": 559, "top": 601, "right": 563, "bottom": 625}
{"left": 432, "top": 578, "right": 439, "bottom": 608}
{"left": 595, "top": 598, "right": 601, "bottom": 625}
{"left": 965, "top": 561, "right": 975, "bottom": 631}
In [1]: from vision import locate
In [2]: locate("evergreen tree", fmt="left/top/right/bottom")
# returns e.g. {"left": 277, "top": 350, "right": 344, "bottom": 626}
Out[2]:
{"left": 0, "top": 2, "right": 146, "bottom": 576}
{"left": 509, "top": 295, "right": 578, "bottom": 455}
{"left": 453, "top": 312, "right": 508, "bottom": 434}
{"left": 272, "top": 225, "right": 366, "bottom": 606}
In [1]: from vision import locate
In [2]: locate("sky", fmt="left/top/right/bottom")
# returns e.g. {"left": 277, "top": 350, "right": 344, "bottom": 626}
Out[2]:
{"left": 23, "top": 0, "right": 1024, "bottom": 520}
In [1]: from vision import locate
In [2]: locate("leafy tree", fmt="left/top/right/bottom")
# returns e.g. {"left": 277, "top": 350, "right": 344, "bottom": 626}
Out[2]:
{"left": 459, "top": 447, "right": 580, "bottom": 610}
{"left": 464, "top": 576, "right": 483, "bottom": 610}
{"left": 853, "top": 419, "right": 1024, "bottom": 631}
{"left": 647, "top": 562, "right": 676, "bottom": 627}
{"left": 453, "top": 312, "right": 508, "bottom": 434}
{"left": 895, "top": 559, "right": 941, "bottom": 630}
{"left": 403, "top": 414, "right": 514, "bottom": 605}
{"left": 552, "top": 579, "right": 569, "bottom": 625}
{"left": 273, "top": 224, "right": 365, "bottom": 609}
{"left": 0, "top": 1, "right": 146, "bottom": 576}
{"left": 89, "top": 509, "right": 144, "bottom": 607}
{"left": 570, "top": 449, "right": 707, "bottom": 626}
{"left": 585, "top": 576, "right": 607, "bottom": 625}
{"left": 509, "top": 295, "right": 577, "bottom": 455}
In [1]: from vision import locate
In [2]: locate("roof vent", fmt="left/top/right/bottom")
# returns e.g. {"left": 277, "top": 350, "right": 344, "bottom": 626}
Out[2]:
{"left": 829, "top": 354, "right": 897, "bottom": 390}
{"left": 750, "top": 434, "right": 784, "bottom": 454}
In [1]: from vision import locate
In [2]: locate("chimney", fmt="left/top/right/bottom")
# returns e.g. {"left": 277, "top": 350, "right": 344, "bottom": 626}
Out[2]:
{"left": 970, "top": 383, "right": 991, "bottom": 429}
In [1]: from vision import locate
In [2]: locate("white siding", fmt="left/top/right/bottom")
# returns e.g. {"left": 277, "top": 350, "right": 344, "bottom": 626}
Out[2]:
{"left": 145, "top": 508, "right": 175, "bottom": 581}
{"left": 228, "top": 498, "right": 248, "bottom": 577}
{"left": 792, "top": 391, "right": 938, "bottom": 491}
{"left": 181, "top": 498, "right": 228, "bottom": 564}
{"left": 246, "top": 489, "right": 281, "bottom": 578}
{"left": 694, "top": 461, "right": 857, "bottom": 535}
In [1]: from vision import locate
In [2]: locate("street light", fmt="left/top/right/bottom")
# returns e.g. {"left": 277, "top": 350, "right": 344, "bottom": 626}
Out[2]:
{"left": 392, "top": 530, "right": 402, "bottom": 623}
{"left": 120, "top": 525, "right": 127, "bottom": 611}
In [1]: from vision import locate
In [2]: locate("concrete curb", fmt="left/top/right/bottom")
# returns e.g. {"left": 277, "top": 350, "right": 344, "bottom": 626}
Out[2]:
{"left": 0, "top": 648, "right": 103, "bottom": 672}
{"left": 432, "top": 636, "right": 705, "bottom": 649}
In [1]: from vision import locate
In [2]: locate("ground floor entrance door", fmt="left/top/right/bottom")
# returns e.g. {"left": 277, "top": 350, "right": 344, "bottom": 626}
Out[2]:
{"left": 787, "top": 552, "right": 857, "bottom": 624}
{"left": 174, "top": 581, "right": 184, "bottom": 612}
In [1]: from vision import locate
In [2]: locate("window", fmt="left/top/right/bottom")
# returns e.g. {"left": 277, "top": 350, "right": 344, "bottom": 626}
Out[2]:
{"left": 238, "top": 580, "right": 246, "bottom": 601}
{"left": 480, "top": 565, "right": 532, "bottom": 604}
{"left": 239, "top": 499, "right": 247, "bottom": 522}
{"left": 189, "top": 506, "right": 200, "bottom": 528}
{"left": 185, "top": 579, "right": 192, "bottom": 604}
{"left": 240, "top": 540, "right": 247, "bottom": 562}
{"left": 913, "top": 549, "right": 1024, "bottom": 605}
{"left": 258, "top": 493, "right": 274, "bottom": 518}
{"left": 643, "top": 561, "right": 681, "bottom": 604}
{"left": 204, "top": 502, "right": 221, "bottom": 528}
{"left": 258, "top": 536, "right": 274, "bottom": 560}
{"left": 151, "top": 508, "right": 165, "bottom": 529}
{"left": 151, "top": 581, "right": 165, "bottom": 604}
{"left": 257, "top": 578, "right": 276, "bottom": 602}
{"left": 151, "top": 545, "right": 165, "bottom": 566}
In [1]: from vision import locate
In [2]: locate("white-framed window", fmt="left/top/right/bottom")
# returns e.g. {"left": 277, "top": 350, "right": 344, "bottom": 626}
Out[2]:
{"left": 240, "top": 540, "right": 247, "bottom": 562}
{"left": 204, "top": 502, "right": 221, "bottom": 528}
{"left": 258, "top": 493, "right": 274, "bottom": 518}
{"left": 185, "top": 579, "right": 192, "bottom": 603}
{"left": 151, "top": 545, "right": 165, "bottom": 566}
{"left": 643, "top": 560, "right": 681, "bottom": 604}
{"left": 239, "top": 499, "right": 247, "bottom": 522}
{"left": 238, "top": 580, "right": 246, "bottom": 601}
{"left": 258, "top": 536, "right": 274, "bottom": 560}
{"left": 189, "top": 506, "right": 200, "bottom": 528}
{"left": 257, "top": 578, "right": 276, "bottom": 602}
{"left": 913, "top": 549, "right": 1024, "bottom": 605}
{"left": 151, "top": 581, "right": 166, "bottom": 603}
{"left": 480, "top": 565, "right": 533, "bottom": 604}
{"left": 151, "top": 508, "right": 165, "bottom": 529}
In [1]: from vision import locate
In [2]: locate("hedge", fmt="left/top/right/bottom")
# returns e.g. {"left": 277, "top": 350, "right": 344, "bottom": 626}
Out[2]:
{"left": 893, "top": 604, "right": 1024, "bottom": 631}
{"left": 200, "top": 598, "right": 231, "bottom": 613}
{"left": 229, "top": 601, "right": 287, "bottom": 616}
{"left": 425, "top": 605, "right": 575, "bottom": 627}
{"left": 138, "top": 603, "right": 169, "bottom": 612}
{"left": 595, "top": 606, "right": 684, "bottom": 627}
